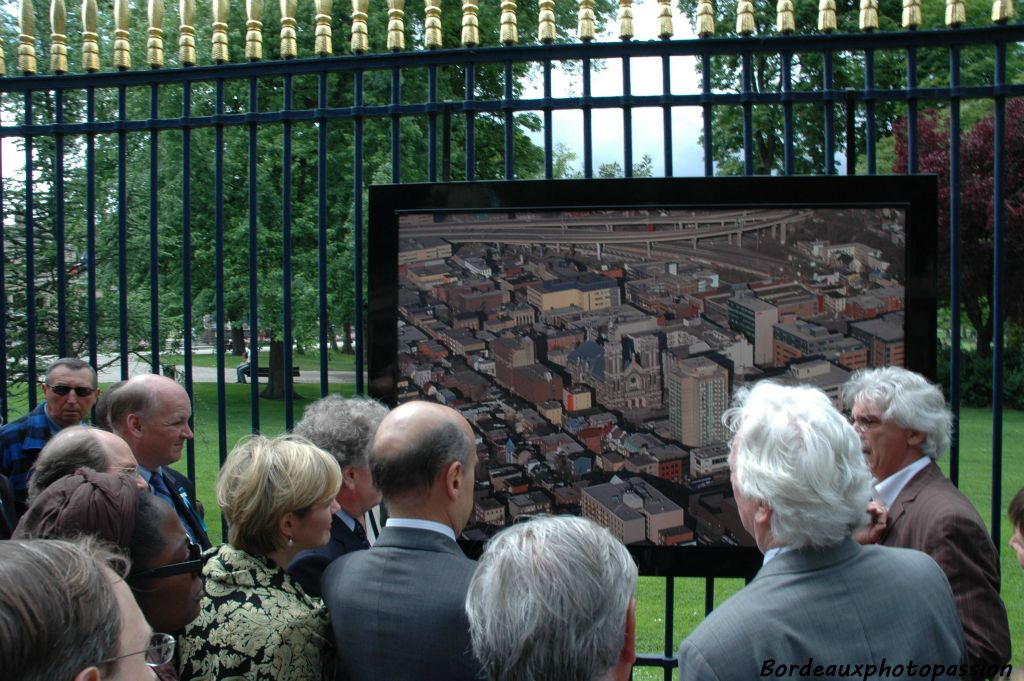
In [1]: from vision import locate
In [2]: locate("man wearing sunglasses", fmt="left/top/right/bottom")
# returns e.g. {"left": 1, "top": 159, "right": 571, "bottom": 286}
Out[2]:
{"left": 0, "top": 357, "right": 100, "bottom": 514}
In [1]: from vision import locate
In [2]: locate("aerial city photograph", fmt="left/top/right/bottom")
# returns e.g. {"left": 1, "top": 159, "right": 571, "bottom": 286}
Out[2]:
{"left": 391, "top": 206, "right": 908, "bottom": 549}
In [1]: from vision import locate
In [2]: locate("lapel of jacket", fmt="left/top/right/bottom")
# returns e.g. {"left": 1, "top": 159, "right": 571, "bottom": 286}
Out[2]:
{"left": 881, "top": 461, "right": 939, "bottom": 542}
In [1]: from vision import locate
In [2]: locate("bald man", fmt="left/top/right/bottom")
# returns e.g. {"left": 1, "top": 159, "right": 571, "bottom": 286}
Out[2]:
{"left": 107, "top": 374, "right": 210, "bottom": 549}
{"left": 322, "top": 400, "right": 484, "bottom": 681}
{"left": 29, "top": 425, "right": 146, "bottom": 500}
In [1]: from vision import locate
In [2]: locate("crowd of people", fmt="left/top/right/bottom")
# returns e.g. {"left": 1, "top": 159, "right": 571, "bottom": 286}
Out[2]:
{"left": 0, "top": 358, "right": 1019, "bottom": 680}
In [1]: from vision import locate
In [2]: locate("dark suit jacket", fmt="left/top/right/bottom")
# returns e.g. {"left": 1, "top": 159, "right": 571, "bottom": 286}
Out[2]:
{"left": 163, "top": 467, "right": 212, "bottom": 550}
{"left": 321, "top": 525, "right": 483, "bottom": 681}
{"left": 880, "top": 461, "right": 1010, "bottom": 674}
{"left": 287, "top": 513, "right": 368, "bottom": 598}
{"left": 679, "top": 539, "right": 967, "bottom": 680}
{"left": 0, "top": 473, "right": 17, "bottom": 540}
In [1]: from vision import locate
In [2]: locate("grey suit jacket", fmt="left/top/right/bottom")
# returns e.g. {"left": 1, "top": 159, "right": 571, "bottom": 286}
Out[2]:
{"left": 287, "top": 513, "right": 368, "bottom": 598}
{"left": 679, "top": 538, "right": 966, "bottom": 681}
{"left": 881, "top": 461, "right": 1010, "bottom": 673}
{"left": 322, "top": 525, "right": 484, "bottom": 681}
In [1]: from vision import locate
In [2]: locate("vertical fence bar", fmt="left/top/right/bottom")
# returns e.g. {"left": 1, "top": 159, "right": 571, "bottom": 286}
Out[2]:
{"left": 823, "top": 50, "right": 835, "bottom": 175}
{"left": 989, "top": 40, "right": 1006, "bottom": 547}
{"left": 583, "top": 56, "right": 593, "bottom": 178}
{"left": 465, "top": 64, "right": 476, "bottom": 181}
{"left": 704, "top": 577, "right": 715, "bottom": 614}
{"left": 906, "top": 46, "right": 918, "bottom": 173}
{"left": 782, "top": 51, "right": 794, "bottom": 175}
{"left": 442, "top": 104, "right": 452, "bottom": 181}
{"left": 428, "top": 65, "right": 438, "bottom": 183}
{"left": 741, "top": 51, "right": 753, "bottom": 175}
{"left": 117, "top": 84, "right": 129, "bottom": 378}
{"left": 391, "top": 66, "right": 401, "bottom": 183}
{"left": 864, "top": 48, "right": 876, "bottom": 174}
{"left": 247, "top": 75, "right": 260, "bottom": 431}
{"left": 543, "top": 58, "right": 553, "bottom": 179}
{"left": 948, "top": 43, "right": 961, "bottom": 486}
{"left": 318, "top": 71, "right": 329, "bottom": 397}
{"left": 353, "top": 69, "right": 365, "bottom": 395}
{"left": 182, "top": 80, "right": 196, "bottom": 481}
{"left": 845, "top": 90, "right": 856, "bottom": 175}
{"left": 54, "top": 89, "right": 67, "bottom": 357}
{"left": 214, "top": 78, "right": 229, "bottom": 459}
{"left": 664, "top": 578, "right": 676, "bottom": 681}
{"left": 86, "top": 87, "right": 98, "bottom": 371}
{"left": 282, "top": 73, "right": 296, "bottom": 423}
{"left": 662, "top": 53, "right": 672, "bottom": 177}
{"left": 701, "top": 53, "right": 713, "bottom": 177}
{"left": 0, "top": 144, "right": 5, "bottom": 421}
{"left": 622, "top": 55, "right": 633, "bottom": 177}
{"left": 149, "top": 83, "right": 161, "bottom": 372}
{"left": 24, "top": 93, "right": 38, "bottom": 404}
{"left": 504, "top": 60, "right": 514, "bottom": 179}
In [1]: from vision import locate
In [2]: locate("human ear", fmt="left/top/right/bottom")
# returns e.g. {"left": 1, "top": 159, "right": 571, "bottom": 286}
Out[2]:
{"left": 73, "top": 667, "right": 101, "bottom": 681}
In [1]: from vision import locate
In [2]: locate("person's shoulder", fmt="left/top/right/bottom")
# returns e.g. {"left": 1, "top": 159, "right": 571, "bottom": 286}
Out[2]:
{"left": 0, "top": 409, "right": 38, "bottom": 440}
{"left": 861, "top": 543, "right": 949, "bottom": 584}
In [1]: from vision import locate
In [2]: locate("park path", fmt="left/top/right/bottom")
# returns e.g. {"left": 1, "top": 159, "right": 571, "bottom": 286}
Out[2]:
{"left": 94, "top": 353, "right": 359, "bottom": 385}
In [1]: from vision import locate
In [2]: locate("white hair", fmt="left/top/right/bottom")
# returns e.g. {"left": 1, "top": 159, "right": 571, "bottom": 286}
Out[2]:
{"left": 841, "top": 367, "right": 952, "bottom": 460}
{"left": 465, "top": 516, "right": 638, "bottom": 681}
{"left": 725, "top": 381, "right": 873, "bottom": 550}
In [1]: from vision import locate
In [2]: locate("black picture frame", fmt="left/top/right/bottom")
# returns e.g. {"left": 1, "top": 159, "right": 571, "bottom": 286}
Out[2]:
{"left": 367, "top": 176, "right": 938, "bottom": 577}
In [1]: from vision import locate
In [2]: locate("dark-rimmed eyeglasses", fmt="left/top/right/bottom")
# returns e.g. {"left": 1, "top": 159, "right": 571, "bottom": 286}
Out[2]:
{"left": 100, "top": 632, "right": 175, "bottom": 668}
{"left": 130, "top": 542, "right": 203, "bottom": 580}
{"left": 849, "top": 414, "right": 884, "bottom": 430}
{"left": 45, "top": 384, "right": 96, "bottom": 397}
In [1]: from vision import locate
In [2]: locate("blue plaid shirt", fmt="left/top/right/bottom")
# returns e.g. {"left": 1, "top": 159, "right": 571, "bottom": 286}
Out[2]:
{"left": 0, "top": 401, "right": 61, "bottom": 508}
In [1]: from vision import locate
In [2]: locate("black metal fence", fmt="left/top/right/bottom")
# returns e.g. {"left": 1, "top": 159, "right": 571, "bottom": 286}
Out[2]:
{"left": 1, "top": 0, "right": 1021, "bottom": 676}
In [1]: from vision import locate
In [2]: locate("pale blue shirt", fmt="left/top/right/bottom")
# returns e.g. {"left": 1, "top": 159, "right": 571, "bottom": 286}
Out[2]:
{"left": 335, "top": 507, "right": 358, "bottom": 532}
{"left": 874, "top": 455, "right": 931, "bottom": 509}
{"left": 385, "top": 517, "right": 457, "bottom": 542}
{"left": 762, "top": 545, "right": 793, "bottom": 565}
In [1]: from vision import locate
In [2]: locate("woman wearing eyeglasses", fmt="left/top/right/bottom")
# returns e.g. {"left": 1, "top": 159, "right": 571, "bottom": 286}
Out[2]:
{"left": 178, "top": 434, "right": 342, "bottom": 681}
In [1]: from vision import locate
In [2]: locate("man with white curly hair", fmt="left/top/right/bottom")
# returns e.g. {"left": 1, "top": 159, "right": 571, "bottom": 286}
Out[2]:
{"left": 466, "top": 515, "right": 637, "bottom": 681}
{"left": 678, "top": 381, "right": 966, "bottom": 681}
{"left": 843, "top": 367, "right": 1010, "bottom": 678}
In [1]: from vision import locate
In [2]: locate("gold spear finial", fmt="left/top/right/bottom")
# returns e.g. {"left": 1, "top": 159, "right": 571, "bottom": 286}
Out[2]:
{"left": 82, "top": 0, "right": 99, "bottom": 71}
{"left": 425, "top": 0, "right": 442, "bottom": 48}
{"left": 280, "top": 0, "right": 297, "bottom": 58}
{"left": 462, "top": 0, "right": 480, "bottom": 47}
{"left": 113, "top": 0, "right": 130, "bottom": 69}
{"left": 860, "top": 0, "right": 879, "bottom": 30}
{"left": 696, "top": 0, "right": 715, "bottom": 36}
{"left": 658, "top": 0, "right": 674, "bottom": 38}
{"left": 51, "top": 0, "right": 68, "bottom": 73}
{"left": 19, "top": 0, "right": 37, "bottom": 75}
{"left": 246, "top": 0, "right": 263, "bottom": 60}
{"left": 538, "top": 0, "right": 556, "bottom": 43}
{"left": 179, "top": 0, "right": 196, "bottom": 65}
{"left": 818, "top": 0, "right": 837, "bottom": 31}
{"left": 351, "top": 0, "right": 368, "bottom": 53}
{"left": 0, "top": 30, "right": 6, "bottom": 76}
{"left": 618, "top": 0, "right": 634, "bottom": 40}
{"left": 736, "top": 0, "right": 755, "bottom": 34}
{"left": 148, "top": 0, "right": 164, "bottom": 67}
{"left": 212, "top": 0, "right": 228, "bottom": 62}
{"left": 991, "top": 0, "right": 1014, "bottom": 22}
{"left": 902, "top": 0, "right": 921, "bottom": 27}
{"left": 945, "top": 0, "right": 965, "bottom": 24}
{"left": 776, "top": 0, "right": 795, "bottom": 32}
{"left": 315, "top": 0, "right": 332, "bottom": 55}
{"left": 386, "top": 0, "right": 404, "bottom": 51}
{"left": 500, "top": 1, "right": 518, "bottom": 44}
{"left": 578, "top": 0, "right": 595, "bottom": 41}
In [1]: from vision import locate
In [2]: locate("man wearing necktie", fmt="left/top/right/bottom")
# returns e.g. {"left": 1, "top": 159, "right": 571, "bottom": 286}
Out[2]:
{"left": 287, "top": 395, "right": 389, "bottom": 597}
{"left": 105, "top": 374, "right": 211, "bottom": 550}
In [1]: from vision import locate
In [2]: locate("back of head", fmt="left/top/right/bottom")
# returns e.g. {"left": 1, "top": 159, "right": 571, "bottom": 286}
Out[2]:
{"left": 45, "top": 357, "right": 99, "bottom": 388}
{"left": 29, "top": 426, "right": 109, "bottom": 500}
{"left": 217, "top": 434, "right": 343, "bottom": 555}
{"left": 0, "top": 536, "right": 123, "bottom": 681}
{"left": 841, "top": 366, "right": 952, "bottom": 459}
{"left": 727, "top": 381, "right": 872, "bottom": 550}
{"left": 294, "top": 395, "right": 389, "bottom": 470}
{"left": 104, "top": 378, "right": 156, "bottom": 434}
{"left": 466, "top": 516, "right": 638, "bottom": 681}
{"left": 1010, "top": 487, "right": 1024, "bottom": 533}
{"left": 370, "top": 401, "right": 471, "bottom": 502}
{"left": 93, "top": 380, "right": 127, "bottom": 432}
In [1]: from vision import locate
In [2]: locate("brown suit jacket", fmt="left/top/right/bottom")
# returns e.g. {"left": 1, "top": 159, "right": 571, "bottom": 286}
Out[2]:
{"left": 881, "top": 461, "right": 1010, "bottom": 675}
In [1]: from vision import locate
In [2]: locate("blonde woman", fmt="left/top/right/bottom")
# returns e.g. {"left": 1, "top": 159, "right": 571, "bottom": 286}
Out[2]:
{"left": 179, "top": 435, "right": 342, "bottom": 681}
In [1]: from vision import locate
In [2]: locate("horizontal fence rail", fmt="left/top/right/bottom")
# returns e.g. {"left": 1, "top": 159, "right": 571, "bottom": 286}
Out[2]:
{"left": 1, "top": 0, "right": 1021, "bottom": 677}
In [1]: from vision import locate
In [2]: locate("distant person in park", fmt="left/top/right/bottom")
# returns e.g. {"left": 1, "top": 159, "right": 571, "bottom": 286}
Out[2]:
{"left": 466, "top": 515, "right": 638, "bottom": 681}
{"left": 107, "top": 374, "right": 211, "bottom": 549}
{"left": 236, "top": 347, "right": 250, "bottom": 384}
{"left": 0, "top": 357, "right": 100, "bottom": 512}
{"left": 287, "top": 395, "right": 389, "bottom": 597}
{"left": 0, "top": 536, "right": 167, "bottom": 681}
{"left": 29, "top": 425, "right": 146, "bottom": 500}
{"left": 13, "top": 468, "right": 203, "bottom": 680}
{"left": 178, "top": 434, "right": 341, "bottom": 681}
{"left": 322, "top": 400, "right": 484, "bottom": 681}
{"left": 1009, "top": 487, "right": 1024, "bottom": 570}
{"left": 678, "top": 382, "right": 967, "bottom": 680}
{"left": 843, "top": 367, "right": 1010, "bottom": 677}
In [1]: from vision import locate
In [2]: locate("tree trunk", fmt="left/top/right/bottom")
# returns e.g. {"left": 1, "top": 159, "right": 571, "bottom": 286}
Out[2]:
{"left": 964, "top": 297, "right": 994, "bottom": 359}
{"left": 342, "top": 322, "right": 354, "bottom": 354}
{"left": 330, "top": 325, "right": 341, "bottom": 353}
{"left": 230, "top": 326, "right": 246, "bottom": 356}
{"left": 260, "top": 340, "right": 286, "bottom": 400}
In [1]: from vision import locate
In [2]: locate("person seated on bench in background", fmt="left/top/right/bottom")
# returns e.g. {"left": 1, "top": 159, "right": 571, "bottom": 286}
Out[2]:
{"left": 236, "top": 348, "right": 250, "bottom": 384}
{"left": 466, "top": 515, "right": 638, "bottom": 681}
{"left": 678, "top": 381, "right": 967, "bottom": 681}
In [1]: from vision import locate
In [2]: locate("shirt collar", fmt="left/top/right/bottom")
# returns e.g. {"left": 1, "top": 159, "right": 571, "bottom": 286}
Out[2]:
{"left": 762, "top": 545, "right": 793, "bottom": 565}
{"left": 138, "top": 466, "right": 161, "bottom": 485}
{"left": 335, "top": 507, "right": 358, "bottom": 532}
{"left": 385, "top": 517, "right": 456, "bottom": 542}
{"left": 874, "top": 455, "right": 931, "bottom": 509}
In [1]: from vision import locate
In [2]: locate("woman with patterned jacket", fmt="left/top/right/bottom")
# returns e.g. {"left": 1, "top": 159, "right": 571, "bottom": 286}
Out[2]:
{"left": 178, "top": 434, "right": 342, "bottom": 681}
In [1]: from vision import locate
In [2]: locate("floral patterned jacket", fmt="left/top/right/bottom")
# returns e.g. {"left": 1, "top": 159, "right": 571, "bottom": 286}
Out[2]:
{"left": 178, "top": 544, "right": 334, "bottom": 681}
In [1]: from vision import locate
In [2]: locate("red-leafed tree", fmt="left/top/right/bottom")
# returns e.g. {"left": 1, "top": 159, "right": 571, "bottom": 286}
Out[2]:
{"left": 894, "top": 100, "right": 1024, "bottom": 357}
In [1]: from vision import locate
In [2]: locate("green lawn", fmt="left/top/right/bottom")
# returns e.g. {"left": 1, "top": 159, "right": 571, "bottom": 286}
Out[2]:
{"left": 161, "top": 349, "right": 357, "bottom": 372}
